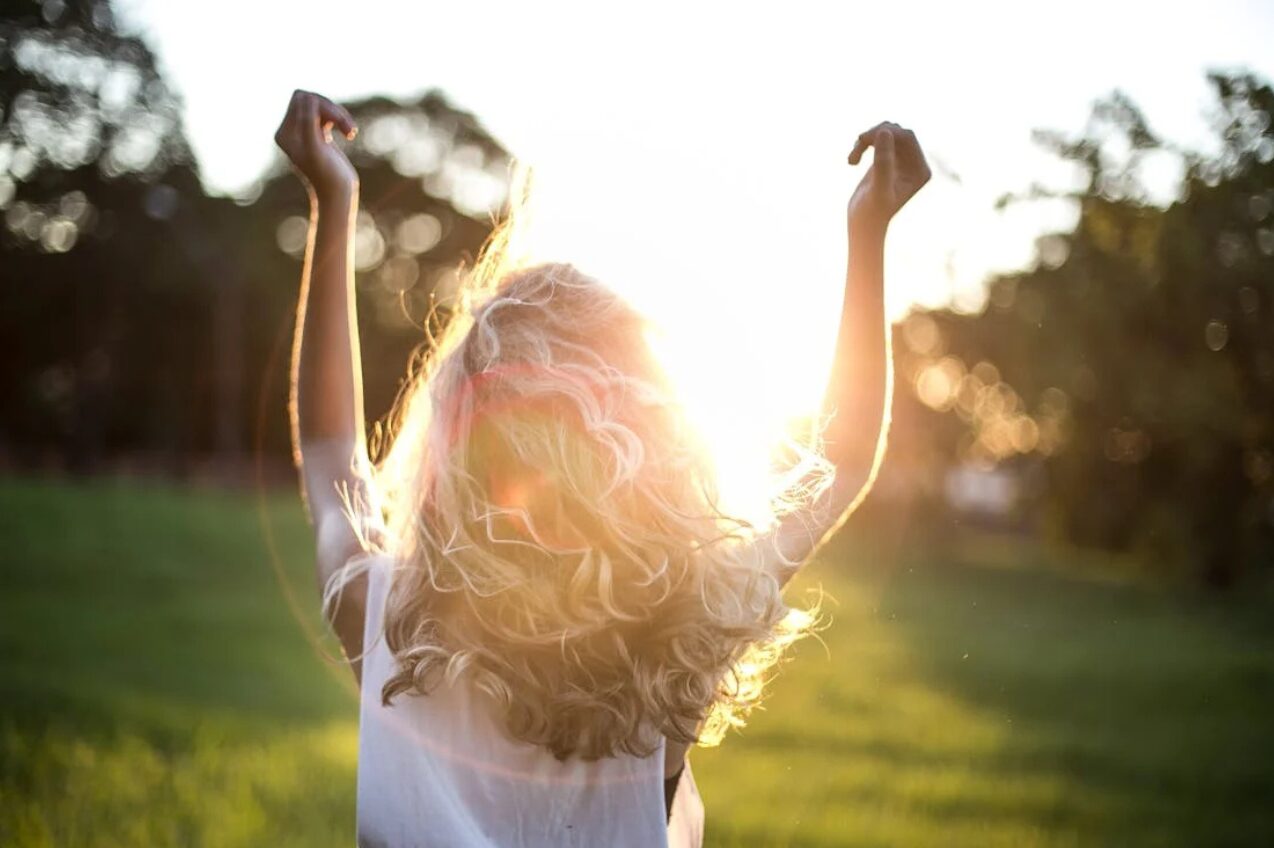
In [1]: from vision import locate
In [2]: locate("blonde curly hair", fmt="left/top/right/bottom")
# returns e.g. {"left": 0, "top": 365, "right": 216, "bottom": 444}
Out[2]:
{"left": 363, "top": 208, "right": 819, "bottom": 761}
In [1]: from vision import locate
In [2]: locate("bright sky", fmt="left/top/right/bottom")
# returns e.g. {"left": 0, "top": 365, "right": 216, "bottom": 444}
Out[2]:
{"left": 114, "top": 0, "right": 1274, "bottom": 516}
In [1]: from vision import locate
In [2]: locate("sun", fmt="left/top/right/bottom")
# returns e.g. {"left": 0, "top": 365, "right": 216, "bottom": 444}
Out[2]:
{"left": 644, "top": 320, "right": 828, "bottom": 531}
{"left": 512, "top": 162, "right": 846, "bottom": 528}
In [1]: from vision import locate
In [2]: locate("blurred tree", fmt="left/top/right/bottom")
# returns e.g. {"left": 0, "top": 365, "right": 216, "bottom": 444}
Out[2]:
{"left": 0, "top": 0, "right": 511, "bottom": 478}
{"left": 0, "top": 0, "right": 190, "bottom": 185}
{"left": 0, "top": 0, "right": 206, "bottom": 472}
{"left": 242, "top": 90, "right": 510, "bottom": 462}
{"left": 893, "top": 72, "right": 1274, "bottom": 586}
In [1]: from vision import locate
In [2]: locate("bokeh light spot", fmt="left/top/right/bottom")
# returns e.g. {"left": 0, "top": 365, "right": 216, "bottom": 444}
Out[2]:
{"left": 1204, "top": 319, "right": 1229, "bottom": 352}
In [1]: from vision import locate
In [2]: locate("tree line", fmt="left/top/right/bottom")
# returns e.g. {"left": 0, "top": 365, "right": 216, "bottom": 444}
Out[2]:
{"left": 3, "top": 1, "right": 1272, "bottom": 585}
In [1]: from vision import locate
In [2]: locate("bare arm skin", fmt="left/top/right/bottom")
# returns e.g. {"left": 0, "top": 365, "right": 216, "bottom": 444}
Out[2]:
{"left": 763, "top": 121, "right": 931, "bottom": 583}
{"left": 665, "top": 123, "right": 930, "bottom": 779}
{"left": 275, "top": 90, "right": 373, "bottom": 682}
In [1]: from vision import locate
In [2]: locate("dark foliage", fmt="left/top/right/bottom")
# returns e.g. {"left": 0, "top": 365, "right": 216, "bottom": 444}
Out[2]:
{"left": 0, "top": 0, "right": 509, "bottom": 477}
{"left": 893, "top": 73, "right": 1274, "bottom": 585}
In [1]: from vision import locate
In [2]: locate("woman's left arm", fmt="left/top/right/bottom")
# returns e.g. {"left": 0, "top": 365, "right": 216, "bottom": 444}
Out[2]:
{"left": 760, "top": 122, "right": 931, "bottom": 583}
{"left": 275, "top": 90, "right": 375, "bottom": 679}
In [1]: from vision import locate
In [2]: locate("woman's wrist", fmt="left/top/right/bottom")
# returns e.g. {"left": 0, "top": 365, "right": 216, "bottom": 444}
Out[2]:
{"left": 309, "top": 180, "right": 358, "bottom": 212}
{"left": 848, "top": 217, "right": 888, "bottom": 247}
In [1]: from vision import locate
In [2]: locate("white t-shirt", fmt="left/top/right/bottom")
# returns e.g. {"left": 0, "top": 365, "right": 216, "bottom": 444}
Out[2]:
{"left": 355, "top": 553, "right": 705, "bottom": 847}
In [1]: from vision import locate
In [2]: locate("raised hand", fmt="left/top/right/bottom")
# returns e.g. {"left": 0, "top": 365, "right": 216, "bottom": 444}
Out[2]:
{"left": 847, "top": 122, "right": 931, "bottom": 238}
{"left": 274, "top": 89, "right": 359, "bottom": 201}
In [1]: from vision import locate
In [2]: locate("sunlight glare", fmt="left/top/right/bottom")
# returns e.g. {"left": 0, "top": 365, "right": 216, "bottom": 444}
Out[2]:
{"left": 510, "top": 140, "right": 851, "bottom": 524}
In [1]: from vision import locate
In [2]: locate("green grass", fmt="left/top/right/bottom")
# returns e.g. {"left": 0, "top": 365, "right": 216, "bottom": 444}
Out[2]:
{"left": 1, "top": 479, "right": 1272, "bottom": 846}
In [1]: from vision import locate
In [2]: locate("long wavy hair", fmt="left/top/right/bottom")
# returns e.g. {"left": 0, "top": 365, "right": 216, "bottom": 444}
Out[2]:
{"left": 355, "top": 195, "right": 821, "bottom": 761}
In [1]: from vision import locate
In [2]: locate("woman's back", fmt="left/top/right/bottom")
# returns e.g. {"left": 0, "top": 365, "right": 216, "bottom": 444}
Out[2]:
{"left": 356, "top": 553, "right": 703, "bottom": 847}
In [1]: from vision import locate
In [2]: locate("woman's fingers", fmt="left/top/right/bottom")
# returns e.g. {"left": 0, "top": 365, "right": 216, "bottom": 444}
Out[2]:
{"left": 274, "top": 89, "right": 360, "bottom": 196}
{"left": 873, "top": 127, "right": 896, "bottom": 187}
{"left": 307, "top": 94, "right": 326, "bottom": 148}
{"left": 317, "top": 98, "right": 358, "bottom": 139}
{"left": 274, "top": 90, "right": 305, "bottom": 152}
{"left": 278, "top": 90, "right": 357, "bottom": 150}
{"left": 848, "top": 121, "right": 890, "bottom": 165}
{"left": 894, "top": 128, "right": 930, "bottom": 176}
{"left": 845, "top": 121, "right": 928, "bottom": 233}
{"left": 848, "top": 133, "right": 869, "bottom": 165}
{"left": 849, "top": 122, "right": 928, "bottom": 194}
{"left": 848, "top": 122, "right": 902, "bottom": 172}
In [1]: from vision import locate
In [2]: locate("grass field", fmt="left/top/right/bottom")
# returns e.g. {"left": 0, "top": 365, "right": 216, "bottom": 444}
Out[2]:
{"left": 1, "top": 479, "right": 1272, "bottom": 847}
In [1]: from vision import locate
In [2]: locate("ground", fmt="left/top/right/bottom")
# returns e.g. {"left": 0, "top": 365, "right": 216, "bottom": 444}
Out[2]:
{"left": 1, "top": 479, "right": 1272, "bottom": 846}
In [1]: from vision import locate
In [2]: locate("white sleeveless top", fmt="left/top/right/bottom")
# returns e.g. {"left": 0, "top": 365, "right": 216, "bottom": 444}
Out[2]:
{"left": 355, "top": 553, "right": 706, "bottom": 847}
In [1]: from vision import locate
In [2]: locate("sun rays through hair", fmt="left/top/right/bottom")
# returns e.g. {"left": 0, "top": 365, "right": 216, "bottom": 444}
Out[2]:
{"left": 337, "top": 173, "right": 821, "bottom": 760}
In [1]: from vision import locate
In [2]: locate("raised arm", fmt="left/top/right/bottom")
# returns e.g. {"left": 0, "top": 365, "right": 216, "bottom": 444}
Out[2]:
{"left": 275, "top": 90, "right": 374, "bottom": 678}
{"left": 666, "top": 123, "right": 931, "bottom": 780}
{"left": 764, "top": 122, "right": 930, "bottom": 583}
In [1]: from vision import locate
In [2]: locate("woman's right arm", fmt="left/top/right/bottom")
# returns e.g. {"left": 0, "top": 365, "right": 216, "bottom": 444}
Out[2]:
{"left": 275, "top": 90, "right": 376, "bottom": 680}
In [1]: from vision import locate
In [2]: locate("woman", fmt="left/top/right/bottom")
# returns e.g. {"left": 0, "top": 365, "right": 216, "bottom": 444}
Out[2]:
{"left": 274, "top": 89, "right": 928, "bottom": 847}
